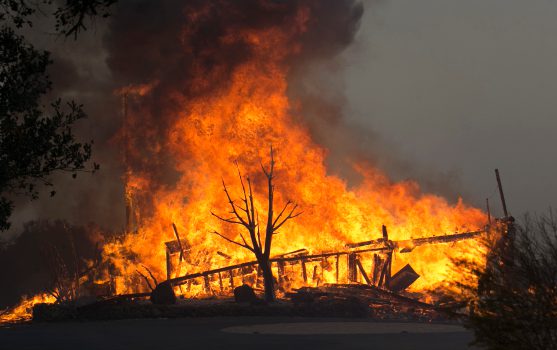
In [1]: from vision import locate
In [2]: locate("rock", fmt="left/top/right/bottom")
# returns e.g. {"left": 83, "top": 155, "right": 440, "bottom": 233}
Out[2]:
{"left": 150, "top": 281, "right": 176, "bottom": 305}
{"left": 234, "top": 284, "right": 258, "bottom": 303}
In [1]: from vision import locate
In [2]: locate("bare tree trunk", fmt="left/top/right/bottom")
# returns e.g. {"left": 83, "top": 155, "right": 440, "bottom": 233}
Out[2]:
{"left": 259, "top": 258, "right": 275, "bottom": 302}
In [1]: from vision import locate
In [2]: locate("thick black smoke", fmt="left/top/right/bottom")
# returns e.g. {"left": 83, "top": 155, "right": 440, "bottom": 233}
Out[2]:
{"left": 104, "top": 0, "right": 364, "bottom": 195}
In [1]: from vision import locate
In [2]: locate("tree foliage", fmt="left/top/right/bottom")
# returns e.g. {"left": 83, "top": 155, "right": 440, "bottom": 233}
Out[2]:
{"left": 1, "top": 0, "right": 116, "bottom": 37}
{"left": 0, "top": 1, "right": 116, "bottom": 230}
{"left": 452, "top": 213, "right": 557, "bottom": 349}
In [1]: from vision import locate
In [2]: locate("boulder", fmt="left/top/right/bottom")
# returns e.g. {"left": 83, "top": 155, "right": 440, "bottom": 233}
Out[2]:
{"left": 150, "top": 281, "right": 176, "bottom": 305}
{"left": 233, "top": 284, "right": 258, "bottom": 303}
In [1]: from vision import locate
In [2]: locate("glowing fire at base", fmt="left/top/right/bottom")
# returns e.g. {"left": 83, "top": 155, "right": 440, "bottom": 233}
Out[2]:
{"left": 101, "top": 2, "right": 487, "bottom": 298}
{"left": 0, "top": 294, "right": 56, "bottom": 323}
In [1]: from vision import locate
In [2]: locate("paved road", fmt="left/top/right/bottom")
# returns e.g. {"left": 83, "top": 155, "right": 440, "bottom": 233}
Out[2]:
{"left": 0, "top": 317, "right": 480, "bottom": 350}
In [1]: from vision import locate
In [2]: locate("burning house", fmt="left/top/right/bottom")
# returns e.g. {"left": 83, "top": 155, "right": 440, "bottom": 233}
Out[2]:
{"left": 99, "top": 0, "right": 487, "bottom": 300}
{"left": 1, "top": 0, "right": 496, "bottom": 322}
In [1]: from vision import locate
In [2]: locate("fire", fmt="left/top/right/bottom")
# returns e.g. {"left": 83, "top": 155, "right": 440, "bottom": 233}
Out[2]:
{"left": 0, "top": 294, "right": 56, "bottom": 324}
{"left": 102, "top": 2, "right": 487, "bottom": 298}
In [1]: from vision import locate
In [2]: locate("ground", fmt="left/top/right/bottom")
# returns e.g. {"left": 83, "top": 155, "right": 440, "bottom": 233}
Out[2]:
{"left": 0, "top": 317, "right": 481, "bottom": 350}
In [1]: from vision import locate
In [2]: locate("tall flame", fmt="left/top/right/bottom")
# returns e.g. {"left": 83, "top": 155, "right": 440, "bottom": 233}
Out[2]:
{"left": 104, "top": 2, "right": 486, "bottom": 297}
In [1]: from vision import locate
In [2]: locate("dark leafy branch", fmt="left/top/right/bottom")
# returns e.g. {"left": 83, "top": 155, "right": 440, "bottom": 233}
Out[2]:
{"left": 0, "top": 0, "right": 117, "bottom": 38}
{"left": 0, "top": 24, "right": 101, "bottom": 230}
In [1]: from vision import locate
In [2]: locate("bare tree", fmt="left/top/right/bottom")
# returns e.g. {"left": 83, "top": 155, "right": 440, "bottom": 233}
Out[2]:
{"left": 211, "top": 147, "right": 301, "bottom": 302}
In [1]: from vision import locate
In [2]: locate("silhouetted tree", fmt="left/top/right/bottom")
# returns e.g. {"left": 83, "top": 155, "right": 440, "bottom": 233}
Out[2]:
{"left": 212, "top": 147, "right": 301, "bottom": 302}
{"left": 0, "top": 1, "right": 116, "bottom": 230}
{"left": 451, "top": 212, "right": 557, "bottom": 349}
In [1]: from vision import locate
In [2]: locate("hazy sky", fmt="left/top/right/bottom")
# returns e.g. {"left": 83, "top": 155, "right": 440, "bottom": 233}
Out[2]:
{"left": 344, "top": 0, "right": 557, "bottom": 217}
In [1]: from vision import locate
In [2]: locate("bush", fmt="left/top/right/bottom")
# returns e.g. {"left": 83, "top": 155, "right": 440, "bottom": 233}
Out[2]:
{"left": 453, "top": 212, "right": 557, "bottom": 349}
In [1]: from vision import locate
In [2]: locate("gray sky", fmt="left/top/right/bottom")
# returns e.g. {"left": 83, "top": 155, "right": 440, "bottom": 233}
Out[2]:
{"left": 343, "top": 0, "right": 557, "bottom": 217}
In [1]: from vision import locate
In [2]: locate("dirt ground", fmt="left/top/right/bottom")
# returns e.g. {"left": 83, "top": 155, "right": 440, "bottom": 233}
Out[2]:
{"left": 0, "top": 317, "right": 481, "bottom": 350}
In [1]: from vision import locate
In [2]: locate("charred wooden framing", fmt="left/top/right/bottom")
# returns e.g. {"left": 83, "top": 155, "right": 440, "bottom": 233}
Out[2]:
{"left": 163, "top": 227, "right": 485, "bottom": 294}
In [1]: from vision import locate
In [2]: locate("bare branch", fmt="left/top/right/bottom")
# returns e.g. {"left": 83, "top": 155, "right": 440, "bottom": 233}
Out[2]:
{"left": 239, "top": 232, "right": 250, "bottom": 248}
{"left": 247, "top": 177, "right": 256, "bottom": 227}
{"left": 260, "top": 160, "right": 270, "bottom": 178}
{"left": 211, "top": 230, "right": 254, "bottom": 253}
{"left": 221, "top": 179, "right": 249, "bottom": 227}
{"left": 272, "top": 200, "right": 293, "bottom": 227}
{"left": 141, "top": 264, "right": 158, "bottom": 286}
{"left": 235, "top": 162, "right": 252, "bottom": 224}
{"left": 136, "top": 270, "right": 154, "bottom": 291}
{"left": 273, "top": 204, "right": 302, "bottom": 232}
{"left": 211, "top": 211, "right": 244, "bottom": 225}
{"left": 256, "top": 209, "right": 262, "bottom": 249}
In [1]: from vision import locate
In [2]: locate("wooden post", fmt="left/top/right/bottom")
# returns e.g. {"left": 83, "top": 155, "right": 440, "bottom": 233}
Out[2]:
{"left": 204, "top": 276, "right": 211, "bottom": 293}
{"left": 218, "top": 272, "right": 224, "bottom": 292}
{"left": 378, "top": 250, "right": 393, "bottom": 289}
{"left": 277, "top": 261, "right": 285, "bottom": 285}
{"left": 312, "top": 265, "right": 318, "bottom": 282}
{"left": 355, "top": 258, "right": 372, "bottom": 285}
{"left": 486, "top": 198, "right": 491, "bottom": 225}
{"left": 372, "top": 254, "right": 383, "bottom": 285}
{"left": 382, "top": 224, "right": 389, "bottom": 241}
{"left": 165, "top": 247, "right": 172, "bottom": 281}
{"left": 301, "top": 259, "right": 307, "bottom": 283}
{"left": 347, "top": 253, "right": 357, "bottom": 282}
{"left": 495, "top": 169, "right": 509, "bottom": 217}
{"left": 172, "top": 223, "right": 186, "bottom": 262}
{"left": 335, "top": 254, "right": 340, "bottom": 283}
{"left": 229, "top": 269, "right": 235, "bottom": 289}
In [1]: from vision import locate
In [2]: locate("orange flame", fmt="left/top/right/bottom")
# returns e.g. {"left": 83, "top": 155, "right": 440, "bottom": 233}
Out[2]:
{"left": 104, "top": 4, "right": 486, "bottom": 297}
{"left": 0, "top": 294, "right": 56, "bottom": 324}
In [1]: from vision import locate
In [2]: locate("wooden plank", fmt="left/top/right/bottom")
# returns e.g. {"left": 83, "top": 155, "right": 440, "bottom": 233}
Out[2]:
{"left": 277, "top": 261, "right": 285, "bottom": 285}
{"left": 347, "top": 253, "right": 357, "bottom": 282}
{"left": 372, "top": 254, "right": 383, "bottom": 285}
{"left": 355, "top": 258, "right": 372, "bottom": 285}
{"left": 378, "top": 250, "right": 393, "bottom": 288}
{"left": 229, "top": 270, "right": 235, "bottom": 289}
{"left": 218, "top": 272, "right": 223, "bottom": 292}
{"left": 301, "top": 259, "right": 308, "bottom": 283}
{"left": 495, "top": 168, "right": 509, "bottom": 217}
{"left": 312, "top": 265, "right": 318, "bottom": 282}
{"left": 172, "top": 223, "right": 186, "bottom": 262}
{"left": 169, "top": 247, "right": 391, "bottom": 287}
{"left": 347, "top": 230, "right": 483, "bottom": 251}
{"left": 217, "top": 251, "right": 232, "bottom": 259}
{"left": 203, "top": 275, "right": 211, "bottom": 293}
{"left": 165, "top": 248, "right": 172, "bottom": 281}
{"left": 335, "top": 254, "right": 340, "bottom": 283}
